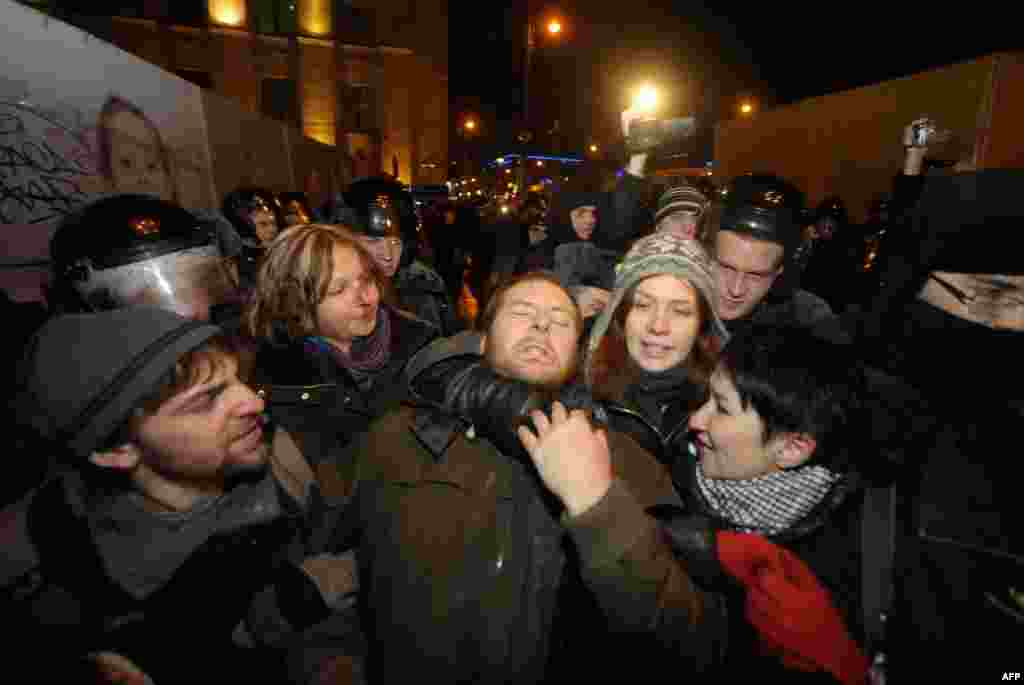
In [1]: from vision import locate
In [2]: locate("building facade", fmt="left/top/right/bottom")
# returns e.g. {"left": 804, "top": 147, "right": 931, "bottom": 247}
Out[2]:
{"left": 20, "top": 0, "right": 448, "bottom": 185}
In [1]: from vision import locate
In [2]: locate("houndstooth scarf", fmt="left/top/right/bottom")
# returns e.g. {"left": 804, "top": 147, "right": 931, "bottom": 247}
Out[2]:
{"left": 695, "top": 463, "right": 841, "bottom": 537}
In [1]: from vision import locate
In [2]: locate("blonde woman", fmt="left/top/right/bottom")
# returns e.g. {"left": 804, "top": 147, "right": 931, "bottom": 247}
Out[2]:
{"left": 246, "top": 224, "right": 437, "bottom": 466}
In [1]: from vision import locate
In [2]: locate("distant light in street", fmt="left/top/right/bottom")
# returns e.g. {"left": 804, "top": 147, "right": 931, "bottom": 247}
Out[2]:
{"left": 476, "top": 190, "right": 483, "bottom": 196}
{"left": 501, "top": 205, "right": 509, "bottom": 214}
{"left": 505, "top": 169, "right": 511, "bottom": 174}
{"left": 589, "top": 144, "right": 598, "bottom": 153}
{"left": 496, "top": 157, "right": 505, "bottom": 165}
{"left": 633, "top": 84, "right": 658, "bottom": 113}
{"left": 536, "top": 160, "right": 544, "bottom": 167}
{"left": 471, "top": 177, "right": 477, "bottom": 183}
{"left": 740, "top": 102, "right": 755, "bottom": 115}
{"left": 547, "top": 20, "right": 562, "bottom": 35}
{"left": 465, "top": 119, "right": 476, "bottom": 131}
{"left": 210, "top": 0, "right": 245, "bottom": 26}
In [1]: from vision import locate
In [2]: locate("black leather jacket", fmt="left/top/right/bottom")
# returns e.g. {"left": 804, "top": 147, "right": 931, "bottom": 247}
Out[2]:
{"left": 602, "top": 377, "right": 705, "bottom": 468}
{"left": 251, "top": 306, "right": 437, "bottom": 469}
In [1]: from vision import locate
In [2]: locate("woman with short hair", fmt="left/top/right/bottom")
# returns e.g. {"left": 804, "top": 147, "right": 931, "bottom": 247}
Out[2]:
{"left": 660, "top": 323, "right": 890, "bottom": 683}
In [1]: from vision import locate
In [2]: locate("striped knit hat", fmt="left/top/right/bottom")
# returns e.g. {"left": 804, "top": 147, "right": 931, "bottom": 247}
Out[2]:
{"left": 654, "top": 184, "right": 708, "bottom": 226}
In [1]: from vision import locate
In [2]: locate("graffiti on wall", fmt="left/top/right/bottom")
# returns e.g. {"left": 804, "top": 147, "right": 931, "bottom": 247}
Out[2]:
{"left": 0, "top": 98, "right": 94, "bottom": 226}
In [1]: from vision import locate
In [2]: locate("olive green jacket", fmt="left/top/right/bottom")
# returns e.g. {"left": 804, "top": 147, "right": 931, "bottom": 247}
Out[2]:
{"left": 299, "top": 404, "right": 728, "bottom": 683}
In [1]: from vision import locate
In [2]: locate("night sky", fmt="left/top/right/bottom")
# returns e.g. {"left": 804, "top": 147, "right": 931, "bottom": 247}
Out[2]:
{"left": 448, "top": 0, "right": 1020, "bottom": 161}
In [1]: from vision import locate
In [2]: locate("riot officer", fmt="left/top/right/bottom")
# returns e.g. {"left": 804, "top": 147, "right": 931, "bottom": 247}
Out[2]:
{"left": 337, "top": 176, "right": 461, "bottom": 336}
{"left": 49, "top": 193, "right": 239, "bottom": 322}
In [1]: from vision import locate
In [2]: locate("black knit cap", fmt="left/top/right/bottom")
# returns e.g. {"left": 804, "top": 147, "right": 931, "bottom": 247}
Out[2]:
{"left": 21, "top": 306, "right": 221, "bottom": 457}
{"left": 908, "top": 168, "right": 1024, "bottom": 275}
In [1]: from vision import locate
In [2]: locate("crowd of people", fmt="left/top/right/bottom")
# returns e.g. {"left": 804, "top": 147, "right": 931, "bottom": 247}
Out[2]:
{"left": 1, "top": 112, "right": 1019, "bottom": 684}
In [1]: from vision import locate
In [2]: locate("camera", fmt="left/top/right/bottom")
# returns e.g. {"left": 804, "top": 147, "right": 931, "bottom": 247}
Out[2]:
{"left": 626, "top": 116, "right": 697, "bottom": 154}
{"left": 911, "top": 120, "right": 936, "bottom": 147}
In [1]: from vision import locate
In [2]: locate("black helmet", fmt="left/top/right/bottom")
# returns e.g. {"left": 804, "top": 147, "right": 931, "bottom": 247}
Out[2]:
{"left": 341, "top": 176, "right": 418, "bottom": 268}
{"left": 222, "top": 187, "right": 281, "bottom": 244}
{"left": 814, "top": 195, "right": 848, "bottom": 239}
{"left": 718, "top": 173, "right": 806, "bottom": 253}
{"left": 277, "top": 192, "right": 314, "bottom": 227}
{"left": 815, "top": 196, "right": 848, "bottom": 224}
{"left": 49, "top": 194, "right": 236, "bottom": 320}
{"left": 867, "top": 194, "right": 892, "bottom": 225}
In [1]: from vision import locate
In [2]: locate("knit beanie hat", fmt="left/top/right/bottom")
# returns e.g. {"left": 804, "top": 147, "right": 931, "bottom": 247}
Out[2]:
{"left": 585, "top": 233, "right": 728, "bottom": 382}
{"left": 654, "top": 184, "right": 708, "bottom": 226}
{"left": 20, "top": 306, "right": 222, "bottom": 457}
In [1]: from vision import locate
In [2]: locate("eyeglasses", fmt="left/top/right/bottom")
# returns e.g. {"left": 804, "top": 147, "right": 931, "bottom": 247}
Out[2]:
{"left": 714, "top": 257, "right": 779, "bottom": 287}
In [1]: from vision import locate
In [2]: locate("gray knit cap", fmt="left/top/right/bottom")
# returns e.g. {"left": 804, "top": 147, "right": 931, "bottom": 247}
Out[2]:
{"left": 654, "top": 184, "right": 708, "bottom": 226}
{"left": 21, "top": 306, "right": 222, "bottom": 457}
{"left": 584, "top": 233, "right": 728, "bottom": 383}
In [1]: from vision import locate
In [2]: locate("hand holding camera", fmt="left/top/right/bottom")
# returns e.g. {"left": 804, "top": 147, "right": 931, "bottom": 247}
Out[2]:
{"left": 903, "top": 117, "right": 951, "bottom": 148}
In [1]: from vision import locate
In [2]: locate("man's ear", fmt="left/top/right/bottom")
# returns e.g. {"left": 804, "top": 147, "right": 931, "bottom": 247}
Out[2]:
{"left": 478, "top": 333, "right": 487, "bottom": 355}
{"left": 89, "top": 443, "right": 142, "bottom": 471}
{"left": 773, "top": 432, "right": 817, "bottom": 470}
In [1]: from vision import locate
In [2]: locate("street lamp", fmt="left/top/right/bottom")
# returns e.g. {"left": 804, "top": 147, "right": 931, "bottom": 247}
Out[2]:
{"left": 460, "top": 117, "right": 479, "bottom": 176}
{"left": 633, "top": 84, "right": 659, "bottom": 114}
{"left": 589, "top": 143, "right": 598, "bottom": 153}
{"left": 521, "top": 13, "right": 566, "bottom": 198}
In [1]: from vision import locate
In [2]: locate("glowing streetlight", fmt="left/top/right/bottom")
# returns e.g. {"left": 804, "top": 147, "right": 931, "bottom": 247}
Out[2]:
{"left": 536, "top": 160, "right": 544, "bottom": 167}
{"left": 547, "top": 19, "right": 562, "bottom": 35}
{"left": 739, "top": 101, "right": 756, "bottom": 115}
{"left": 464, "top": 119, "right": 476, "bottom": 131}
{"left": 589, "top": 144, "right": 598, "bottom": 153}
{"left": 496, "top": 157, "right": 505, "bottom": 165}
{"left": 633, "top": 84, "right": 659, "bottom": 114}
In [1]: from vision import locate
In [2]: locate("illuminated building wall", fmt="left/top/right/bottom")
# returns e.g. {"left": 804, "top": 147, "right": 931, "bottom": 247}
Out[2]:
{"left": 94, "top": 0, "right": 446, "bottom": 184}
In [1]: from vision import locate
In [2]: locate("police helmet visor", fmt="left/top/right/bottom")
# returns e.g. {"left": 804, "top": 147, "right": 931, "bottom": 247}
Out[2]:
{"left": 76, "top": 245, "right": 236, "bottom": 321}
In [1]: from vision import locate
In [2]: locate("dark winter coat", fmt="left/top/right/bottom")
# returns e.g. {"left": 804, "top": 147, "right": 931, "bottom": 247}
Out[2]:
{"left": 249, "top": 306, "right": 437, "bottom": 471}
{"left": 295, "top": 404, "right": 730, "bottom": 683}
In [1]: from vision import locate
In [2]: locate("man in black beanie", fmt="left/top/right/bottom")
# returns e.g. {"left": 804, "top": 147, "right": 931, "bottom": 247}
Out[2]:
{"left": 2, "top": 307, "right": 354, "bottom": 683}
{"left": 851, "top": 169, "right": 1024, "bottom": 679}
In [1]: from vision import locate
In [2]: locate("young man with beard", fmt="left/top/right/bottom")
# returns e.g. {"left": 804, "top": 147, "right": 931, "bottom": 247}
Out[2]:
{"left": 298, "top": 272, "right": 728, "bottom": 683}
{"left": 2, "top": 307, "right": 353, "bottom": 683}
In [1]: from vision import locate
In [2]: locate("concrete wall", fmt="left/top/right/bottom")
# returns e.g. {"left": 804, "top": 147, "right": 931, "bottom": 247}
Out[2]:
{"left": 979, "top": 53, "right": 1024, "bottom": 169}
{"left": 715, "top": 55, "right": 998, "bottom": 222}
